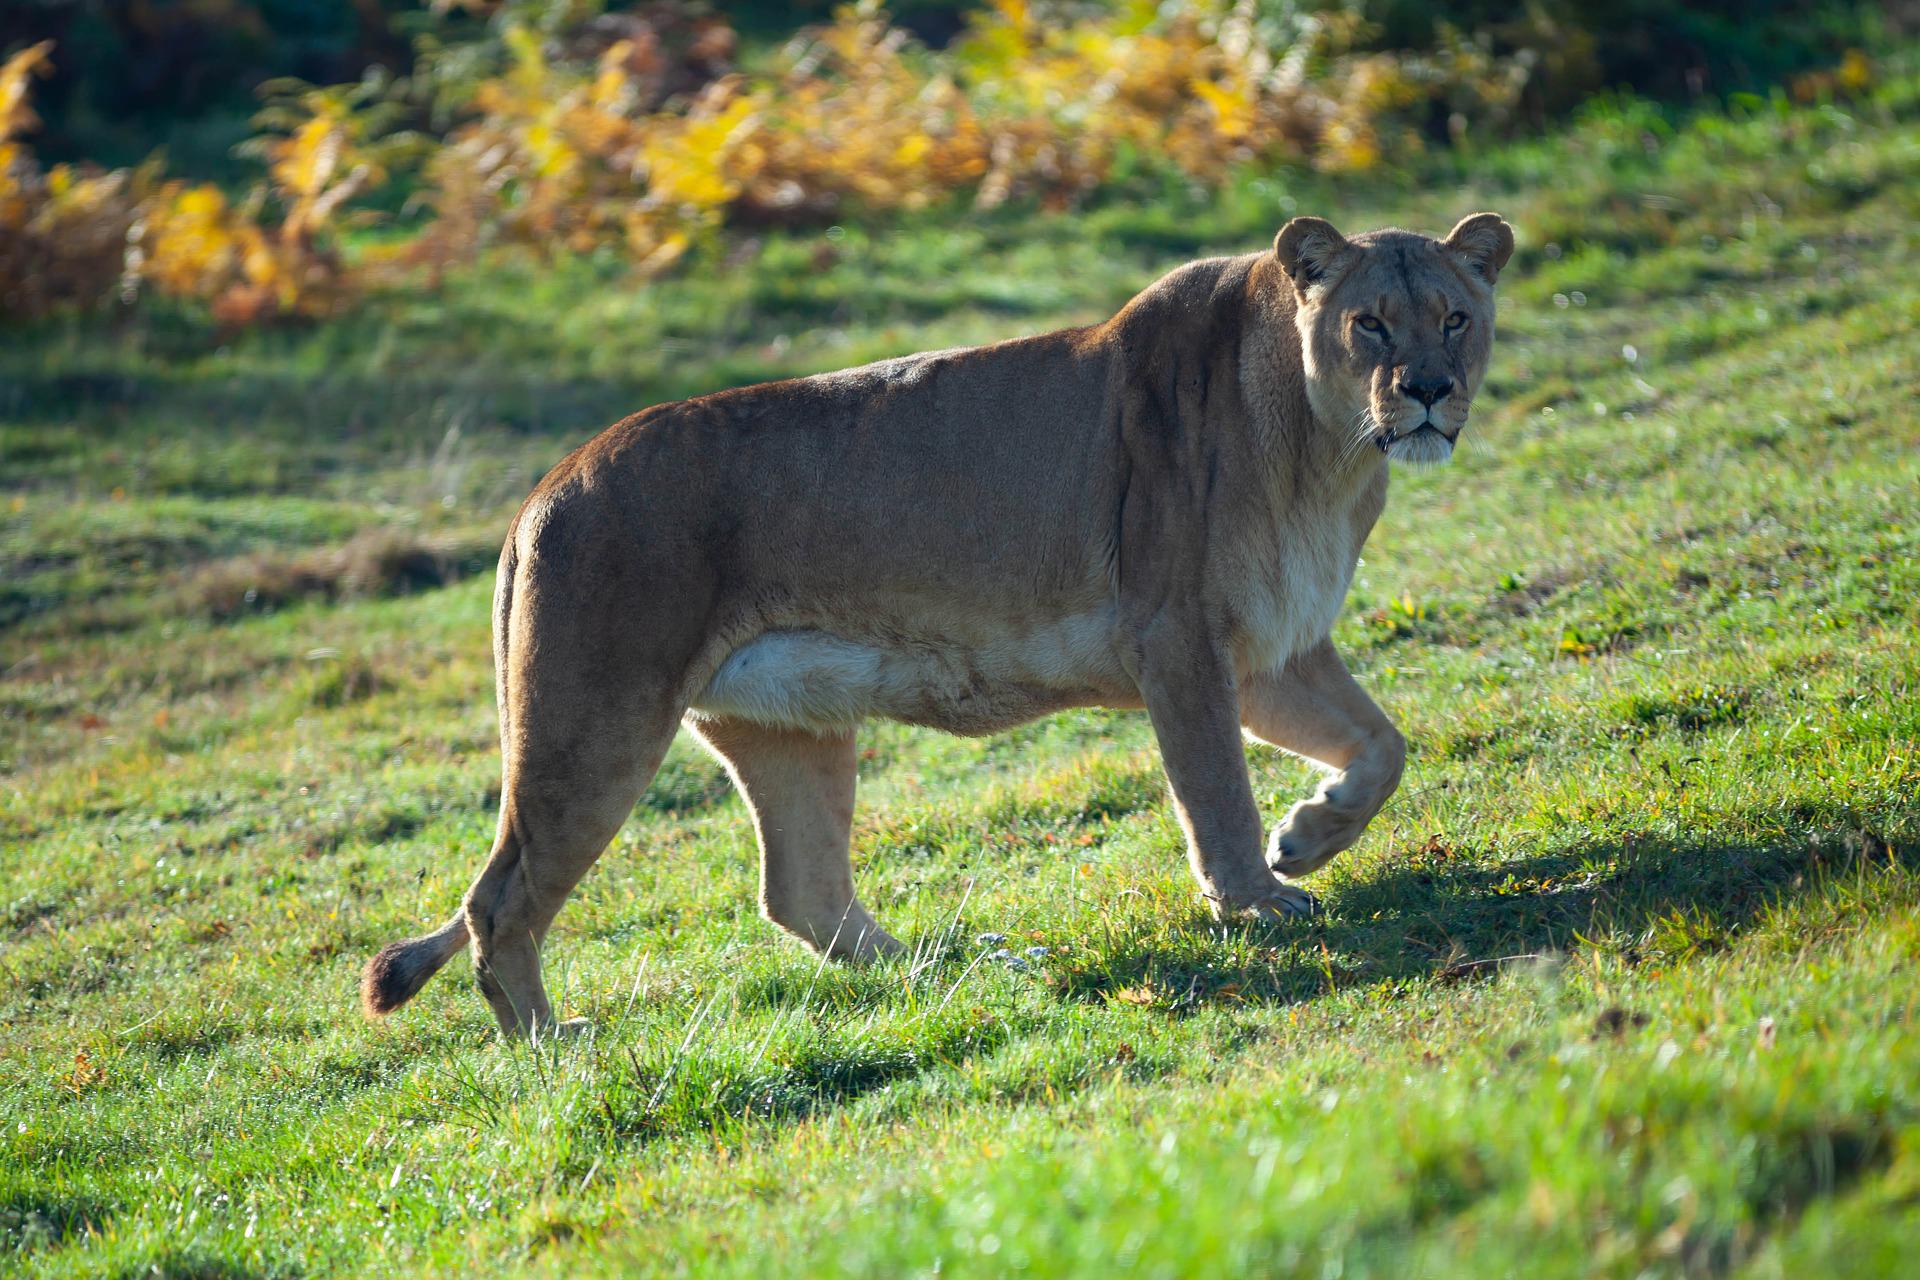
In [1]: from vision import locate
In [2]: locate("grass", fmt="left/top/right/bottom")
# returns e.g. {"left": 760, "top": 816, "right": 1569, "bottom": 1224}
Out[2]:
{"left": 4, "top": 63, "right": 1920, "bottom": 1279}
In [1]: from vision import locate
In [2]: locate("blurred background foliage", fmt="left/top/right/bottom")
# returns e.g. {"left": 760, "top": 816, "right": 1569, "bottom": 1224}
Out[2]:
{"left": 0, "top": 0, "right": 1901, "bottom": 327}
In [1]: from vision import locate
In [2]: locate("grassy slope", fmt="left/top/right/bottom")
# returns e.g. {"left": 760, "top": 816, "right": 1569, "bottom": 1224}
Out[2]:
{"left": 3, "top": 71, "right": 1919, "bottom": 1278}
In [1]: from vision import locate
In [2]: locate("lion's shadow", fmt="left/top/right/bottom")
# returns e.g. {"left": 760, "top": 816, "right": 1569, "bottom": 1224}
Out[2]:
{"left": 1052, "top": 812, "right": 1909, "bottom": 1010}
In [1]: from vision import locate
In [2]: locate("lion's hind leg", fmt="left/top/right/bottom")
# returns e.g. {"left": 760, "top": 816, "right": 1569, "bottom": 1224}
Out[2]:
{"left": 690, "top": 714, "right": 903, "bottom": 961}
{"left": 464, "top": 532, "right": 693, "bottom": 1039}
{"left": 464, "top": 711, "right": 678, "bottom": 1038}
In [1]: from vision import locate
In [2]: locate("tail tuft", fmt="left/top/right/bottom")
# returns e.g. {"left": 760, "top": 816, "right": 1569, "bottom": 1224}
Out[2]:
{"left": 361, "top": 913, "right": 469, "bottom": 1018}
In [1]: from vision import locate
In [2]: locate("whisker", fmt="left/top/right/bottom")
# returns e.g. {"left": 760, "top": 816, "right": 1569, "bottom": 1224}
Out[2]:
{"left": 1334, "top": 408, "right": 1366, "bottom": 455}
{"left": 1336, "top": 408, "right": 1377, "bottom": 468}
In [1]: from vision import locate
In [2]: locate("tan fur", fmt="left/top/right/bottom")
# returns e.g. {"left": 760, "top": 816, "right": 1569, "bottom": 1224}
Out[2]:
{"left": 361, "top": 212, "right": 1514, "bottom": 1037}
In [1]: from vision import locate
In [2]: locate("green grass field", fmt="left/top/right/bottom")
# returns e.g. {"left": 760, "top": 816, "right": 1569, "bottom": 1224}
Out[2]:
{"left": 4, "top": 69, "right": 1920, "bottom": 1278}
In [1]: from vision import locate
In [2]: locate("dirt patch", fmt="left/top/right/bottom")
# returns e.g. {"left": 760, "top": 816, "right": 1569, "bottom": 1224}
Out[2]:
{"left": 183, "top": 527, "right": 498, "bottom": 621}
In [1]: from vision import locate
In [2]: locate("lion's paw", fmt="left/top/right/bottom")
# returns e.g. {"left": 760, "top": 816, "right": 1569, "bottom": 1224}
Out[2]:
{"left": 529, "top": 1016, "right": 594, "bottom": 1045}
{"left": 1204, "top": 880, "right": 1321, "bottom": 924}
{"left": 1267, "top": 802, "right": 1364, "bottom": 879}
{"left": 823, "top": 919, "right": 907, "bottom": 964}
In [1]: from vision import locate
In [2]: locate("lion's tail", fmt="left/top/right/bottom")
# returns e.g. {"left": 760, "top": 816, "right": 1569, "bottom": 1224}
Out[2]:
{"left": 361, "top": 911, "right": 469, "bottom": 1018}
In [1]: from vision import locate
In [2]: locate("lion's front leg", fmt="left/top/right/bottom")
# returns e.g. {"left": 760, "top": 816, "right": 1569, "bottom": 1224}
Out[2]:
{"left": 1135, "top": 623, "right": 1319, "bottom": 921}
{"left": 1241, "top": 640, "right": 1406, "bottom": 879}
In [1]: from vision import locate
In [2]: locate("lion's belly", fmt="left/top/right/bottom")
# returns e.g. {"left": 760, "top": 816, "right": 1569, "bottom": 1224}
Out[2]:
{"left": 691, "top": 613, "right": 1132, "bottom": 735}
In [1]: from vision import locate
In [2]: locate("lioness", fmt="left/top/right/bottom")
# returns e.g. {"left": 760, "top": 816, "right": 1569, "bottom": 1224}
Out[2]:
{"left": 363, "top": 212, "right": 1514, "bottom": 1037}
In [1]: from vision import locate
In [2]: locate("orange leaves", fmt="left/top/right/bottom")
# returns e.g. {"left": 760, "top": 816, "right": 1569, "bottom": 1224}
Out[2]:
{"left": 419, "top": 23, "right": 656, "bottom": 260}
{"left": 641, "top": 87, "right": 757, "bottom": 212}
{"left": 1790, "top": 48, "right": 1876, "bottom": 103}
{"left": 2, "top": 4, "right": 1566, "bottom": 322}
{"left": 3, "top": 49, "right": 401, "bottom": 323}
{"left": 729, "top": 14, "right": 987, "bottom": 221}
{"left": 59, "top": 1049, "right": 107, "bottom": 1097}
{"left": 140, "top": 184, "right": 246, "bottom": 299}
{"left": 0, "top": 47, "right": 141, "bottom": 319}
{"left": 1191, "top": 77, "right": 1258, "bottom": 142}
{"left": 227, "top": 75, "right": 422, "bottom": 319}
{"left": 136, "top": 173, "right": 335, "bottom": 327}
{"left": 0, "top": 41, "right": 53, "bottom": 144}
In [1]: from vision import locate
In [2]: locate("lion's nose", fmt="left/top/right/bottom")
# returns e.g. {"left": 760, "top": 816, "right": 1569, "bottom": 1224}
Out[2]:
{"left": 1397, "top": 376, "right": 1454, "bottom": 407}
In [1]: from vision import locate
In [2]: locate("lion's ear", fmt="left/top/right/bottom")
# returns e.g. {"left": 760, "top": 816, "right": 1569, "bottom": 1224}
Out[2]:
{"left": 1273, "top": 217, "right": 1352, "bottom": 296}
{"left": 1444, "top": 212, "right": 1515, "bottom": 284}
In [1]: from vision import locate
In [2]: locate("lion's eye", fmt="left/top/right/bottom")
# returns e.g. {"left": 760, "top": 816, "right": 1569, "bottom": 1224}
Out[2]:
{"left": 1355, "top": 315, "right": 1387, "bottom": 337}
{"left": 1445, "top": 311, "right": 1469, "bottom": 333}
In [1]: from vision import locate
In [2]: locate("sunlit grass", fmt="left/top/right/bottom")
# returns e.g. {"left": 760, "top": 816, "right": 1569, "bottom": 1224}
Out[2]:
{"left": 3, "top": 74, "right": 1919, "bottom": 1278}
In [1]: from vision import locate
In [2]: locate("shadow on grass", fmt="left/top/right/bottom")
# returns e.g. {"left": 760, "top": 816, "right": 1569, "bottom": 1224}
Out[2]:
{"left": 539, "top": 817, "right": 1917, "bottom": 1147}
{"left": 0, "top": 1187, "right": 113, "bottom": 1255}
{"left": 1, "top": 366, "right": 653, "bottom": 441}
{"left": 576, "top": 1006, "right": 1017, "bottom": 1144}
{"left": 1049, "top": 815, "right": 1914, "bottom": 1008}
{"left": 107, "top": 1251, "right": 271, "bottom": 1280}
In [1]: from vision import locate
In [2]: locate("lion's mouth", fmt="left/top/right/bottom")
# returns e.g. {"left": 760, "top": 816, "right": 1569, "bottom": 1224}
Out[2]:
{"left": 1375, "top": 421, "right": 1448, "bottom": 452}
{"left": 1377, "top": 419, "right": 1459, "bottom": 466}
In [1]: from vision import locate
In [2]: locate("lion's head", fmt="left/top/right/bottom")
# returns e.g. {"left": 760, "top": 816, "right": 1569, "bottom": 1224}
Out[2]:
{"left": 1274, "top": 212, "right": 1514, "bottom": 466}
